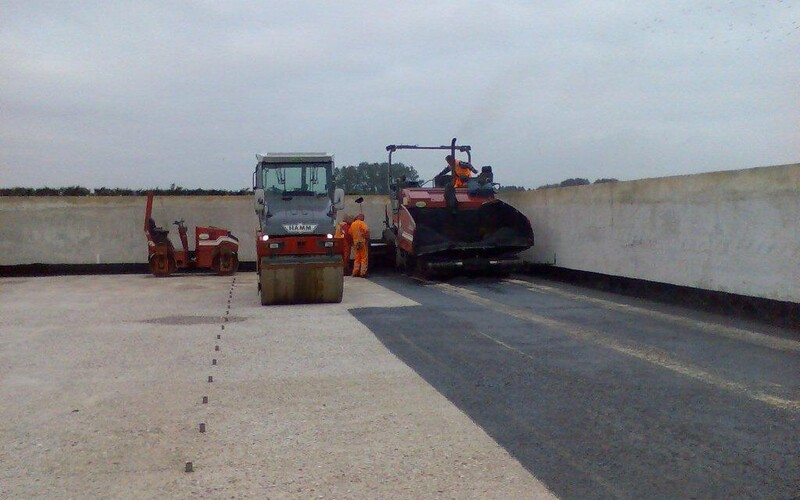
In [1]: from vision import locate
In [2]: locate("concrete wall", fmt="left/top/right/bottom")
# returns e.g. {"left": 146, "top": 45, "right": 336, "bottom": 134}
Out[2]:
{"left": 498, "top": 163, "right": 799, "bottom": 303}
{"left": 0, "top": 195, "right": 386, "bottom": 265}
{"left": 1, "top": 163, "right": 798, "bottom": 302}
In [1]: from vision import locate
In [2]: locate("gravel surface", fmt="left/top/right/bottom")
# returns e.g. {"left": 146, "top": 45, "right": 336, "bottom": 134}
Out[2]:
{"left": 0, "top": 274, "right": 554, "bottom": 499}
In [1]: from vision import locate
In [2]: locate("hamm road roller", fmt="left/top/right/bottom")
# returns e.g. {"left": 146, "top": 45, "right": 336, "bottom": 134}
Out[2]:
{"left": 383, "top": 138, "right": 534, "bottom": 278}
{"left": 253, "top": 153, "right": 346, "bottom": 305}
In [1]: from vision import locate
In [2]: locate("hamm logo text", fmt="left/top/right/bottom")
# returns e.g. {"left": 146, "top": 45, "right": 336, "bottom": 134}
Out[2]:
{"left": 283, "top": 223, "right": 318, "bottom": 234}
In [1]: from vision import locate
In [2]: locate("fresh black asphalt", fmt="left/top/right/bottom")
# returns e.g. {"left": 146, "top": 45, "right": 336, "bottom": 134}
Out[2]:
{"left": 350, "top": 274, "right": 800, "bottom": 499}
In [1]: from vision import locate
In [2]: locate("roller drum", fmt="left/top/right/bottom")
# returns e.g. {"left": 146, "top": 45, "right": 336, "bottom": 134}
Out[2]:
{"left": 259, "top": 255, "right": 344, "bottom": 305}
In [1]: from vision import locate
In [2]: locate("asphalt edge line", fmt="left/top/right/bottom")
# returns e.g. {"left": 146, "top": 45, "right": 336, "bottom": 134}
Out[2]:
{"left": 504, "top": 278, "right": 800, "bottom": 354}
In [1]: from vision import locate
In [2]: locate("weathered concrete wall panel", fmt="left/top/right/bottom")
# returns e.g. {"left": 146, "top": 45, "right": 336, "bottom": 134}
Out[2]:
{"left": 0, "top": 195, "right": 385, "bottom": 265}
{"left": 498, "top": 163, "right": 799, "bottom": 303}
{"left": 0, "top": 196, "right": 251, "bottom": 264}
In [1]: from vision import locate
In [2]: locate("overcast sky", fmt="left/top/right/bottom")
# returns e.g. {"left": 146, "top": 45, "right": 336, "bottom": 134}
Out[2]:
{"left": 1, "top": 1, "right": 798, "bottom": 190}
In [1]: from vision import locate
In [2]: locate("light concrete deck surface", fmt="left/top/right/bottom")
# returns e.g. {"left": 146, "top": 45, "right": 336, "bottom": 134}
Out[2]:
{"left": 0, "top": 274, "right": 554, "bottom": 498}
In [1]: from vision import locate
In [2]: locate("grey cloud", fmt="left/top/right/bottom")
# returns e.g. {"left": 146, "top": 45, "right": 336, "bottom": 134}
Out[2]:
{"left": 1, "top": 1, "right": 798, "bottom": 190}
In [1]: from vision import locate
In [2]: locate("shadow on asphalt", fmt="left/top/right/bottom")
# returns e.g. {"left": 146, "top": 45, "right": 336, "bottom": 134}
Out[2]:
{"left": 350, "top": 276, "right": 800, "bottom": 499}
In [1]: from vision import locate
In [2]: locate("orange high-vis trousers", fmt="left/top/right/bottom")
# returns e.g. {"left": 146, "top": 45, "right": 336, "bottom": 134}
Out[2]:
{"left": 352, "top": 241, "right": 368, "bottom": 277}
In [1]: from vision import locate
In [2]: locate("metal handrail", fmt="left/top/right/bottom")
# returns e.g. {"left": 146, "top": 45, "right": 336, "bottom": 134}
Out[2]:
{"left": 385, "top": 138, "right": 472, "bottom": 192}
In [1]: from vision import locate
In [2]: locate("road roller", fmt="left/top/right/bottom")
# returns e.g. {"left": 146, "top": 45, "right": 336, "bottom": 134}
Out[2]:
{"left": 253, "top": 153, "right": 346, "bottom": 305}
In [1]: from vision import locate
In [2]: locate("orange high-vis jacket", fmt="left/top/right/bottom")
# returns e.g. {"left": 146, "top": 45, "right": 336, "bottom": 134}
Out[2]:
{"left": 453, "top": 160, "right": 472, "bottom": 188}
{"left": 349, "top": 219, "right": 369, "bottom": 245}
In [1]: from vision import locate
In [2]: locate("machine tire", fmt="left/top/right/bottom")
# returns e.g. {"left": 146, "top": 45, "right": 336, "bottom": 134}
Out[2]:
{"left": 415, "top": 256, "right": 433, "bottom": 280}
{"left": 396, "top": 247, "right": 419, "bottom": 276}
{"left": 213, "top": 248, "right": 239, "bottom": 275}
{"left": 149, "top": 248, "right": 176, "bottom": 276}
{"left": 395, "top": 247, "right": 405, "bottom": 272}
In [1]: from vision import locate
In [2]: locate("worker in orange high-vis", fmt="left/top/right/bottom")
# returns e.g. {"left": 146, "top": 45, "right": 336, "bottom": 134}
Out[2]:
{"left": 444, "top": 154, "right": 478, "bottom": 188}
{"left": 348, "top": 213, "right": 370, "bottom": 277}
{"left": 335, "top": 215, "right": 353, "bottom": 274}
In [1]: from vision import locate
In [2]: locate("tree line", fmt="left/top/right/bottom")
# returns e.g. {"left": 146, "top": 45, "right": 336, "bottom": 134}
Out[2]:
{"left": 536, "top": 178, "right": 619, "bottom": 190}
{"left": 1, "top": 164, "right": 619, "bottom": 196}
{"left": 333, "top": 163, "right": 618, "bottom": 193}
{"left": 0, "top": 184, "right": 252, "bottom": 197}
{"left": 334, "top": 162, "right": 421, "bottom": 195}
{"left": 0, "top": 163, "right": 423, "bottom": 197}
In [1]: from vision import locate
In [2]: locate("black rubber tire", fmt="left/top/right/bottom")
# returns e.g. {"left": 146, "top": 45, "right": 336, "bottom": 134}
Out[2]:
{"left": 213, "top": 249, "right": 239, "bottom": 275}
{"left": 149, "top": 250, "right": 175, "bottom": 277}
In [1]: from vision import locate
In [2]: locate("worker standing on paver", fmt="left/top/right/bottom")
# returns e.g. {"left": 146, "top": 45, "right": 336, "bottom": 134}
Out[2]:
{"left": 349, "top": 214, "right": 369, "bottom": 277}
{"left": 335, "top": 215, "right": 353, "bottom": 274}
{"left": 445, "top": 154, "right": 478, "bottom": 188}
